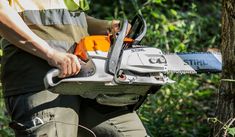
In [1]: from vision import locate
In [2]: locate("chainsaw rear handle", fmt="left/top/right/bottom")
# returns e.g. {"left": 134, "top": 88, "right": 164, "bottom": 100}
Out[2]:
{"left": 44, "top": 58, "right": 114, "bottom": 88}
{"left": 44, "top": 69, "right": 60, "bottom": 88}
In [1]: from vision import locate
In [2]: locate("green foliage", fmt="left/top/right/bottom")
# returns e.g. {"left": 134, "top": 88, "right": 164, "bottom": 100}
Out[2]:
{"left": 89, "top": 0, "right": 221, "bottom": 51}
{"left": 139, "top": 74, "right": 220, "bottom": 137}
{"left": 0, "top": 89, "right": 14, "bottom": 137}
{"left": 0, "top": 38, "right": 13, "bottom": 137}
{"left": 228, "top": 128, "right": 235, "bottom": 137}
{"left": 208, "top": 117, "right": 235, "bottom": 137}
{"left": 141, "top": 0, "right": 220, "bottom": 52}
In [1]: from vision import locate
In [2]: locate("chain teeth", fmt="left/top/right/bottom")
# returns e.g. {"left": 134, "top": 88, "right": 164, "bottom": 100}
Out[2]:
{"left": 165, "top": 52, "right": 221, "bottom": 55}
{"left": 167, "top": 70, "right": 197, "bottom": 74}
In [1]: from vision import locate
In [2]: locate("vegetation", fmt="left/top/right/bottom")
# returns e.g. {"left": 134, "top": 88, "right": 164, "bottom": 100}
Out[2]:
{"left": 0, "top": 0, "right": 221, "bottom": 137}
{"left": 0, "top": 89, "right": 14, "bottom": 137}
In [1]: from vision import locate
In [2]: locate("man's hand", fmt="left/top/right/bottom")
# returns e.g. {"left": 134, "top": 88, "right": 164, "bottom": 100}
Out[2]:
{"left": 47, "top": 50, "right": 81, "bottom": 78}
{"left": 111, "top": 20, "right": 131, "bottom": 35}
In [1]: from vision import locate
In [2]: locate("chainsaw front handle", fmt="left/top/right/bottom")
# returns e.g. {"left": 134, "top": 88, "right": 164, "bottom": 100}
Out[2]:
{"left": 44, "top": 69, "right": 61, "bottom": 88}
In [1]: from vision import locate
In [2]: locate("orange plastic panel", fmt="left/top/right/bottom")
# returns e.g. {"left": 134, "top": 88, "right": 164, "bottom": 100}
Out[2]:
{"left": 74, "top": 35, "right": 134, "bottom": 61}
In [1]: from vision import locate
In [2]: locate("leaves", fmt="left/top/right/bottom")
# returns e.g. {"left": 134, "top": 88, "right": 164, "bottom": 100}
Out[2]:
{"left": 138, "top": 74, "right": 219, "bottom": 137}
{"left": 0, "top": 87, "right": 14, "bottom": 137}
{"left": 228, "top": 128, "right": 235, "bottom": 136}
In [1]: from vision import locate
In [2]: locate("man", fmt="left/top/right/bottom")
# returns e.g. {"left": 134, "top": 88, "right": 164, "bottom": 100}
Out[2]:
{"left": 0, "top": 0, "right": 148, "bottom": 136}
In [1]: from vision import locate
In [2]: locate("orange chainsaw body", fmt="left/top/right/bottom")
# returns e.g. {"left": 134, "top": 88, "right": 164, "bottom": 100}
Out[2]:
{"left": 74, "top": 35, "right": 134, "bottom": 61}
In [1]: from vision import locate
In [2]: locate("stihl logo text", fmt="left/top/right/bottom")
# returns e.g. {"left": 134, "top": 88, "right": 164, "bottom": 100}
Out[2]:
{"left": 131, "top": 48, "right": 145, "bottom": 52}
{"left": 184, "top": 59, "right": 208, "bottom": 66}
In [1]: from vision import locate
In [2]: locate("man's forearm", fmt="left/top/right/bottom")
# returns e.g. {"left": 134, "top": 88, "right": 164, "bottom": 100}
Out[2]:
{"left": 86, "top": 15, "right": 112, "bottom": 35}
{"left": 0, "top": 3, "right": 54, "bottom": 61}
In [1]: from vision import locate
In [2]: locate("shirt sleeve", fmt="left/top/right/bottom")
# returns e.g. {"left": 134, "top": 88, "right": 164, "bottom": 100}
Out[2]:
{"left": 86, "top": 15, "right": 112, "bottom": 35}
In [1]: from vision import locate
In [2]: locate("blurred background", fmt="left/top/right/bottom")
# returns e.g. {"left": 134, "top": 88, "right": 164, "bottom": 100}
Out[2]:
{"left": 0, "top": 0, "right": 221, "bottom": 136}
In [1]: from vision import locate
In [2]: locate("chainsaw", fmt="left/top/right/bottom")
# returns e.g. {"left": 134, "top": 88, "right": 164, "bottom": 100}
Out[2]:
{"left": 44, "top": 14, "right": 222, "bottom": 107}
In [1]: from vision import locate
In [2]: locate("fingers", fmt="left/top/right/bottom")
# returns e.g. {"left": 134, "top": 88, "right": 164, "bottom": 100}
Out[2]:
{"left": 58, "top": 57, "right": 69, "bottom": 78}
{"left": 46, "top": 50, "right": 81, "bottom": 78}
{"left": 112, "top": 20, "right": 121, "bottom": 33}
{"left": 58, "top": 54, "right": 81, "bottom": 78}
{"left": 111, "top": 20, "right": 132, "bottom": 36}
{"left": 127, "top": 23, "right": 132, "bottom": 35}
{"left": 71, "top": 55, "right": 81, "bottom": 75}
{"left": 111, "top": 20, "right": 120, "bottom": 36}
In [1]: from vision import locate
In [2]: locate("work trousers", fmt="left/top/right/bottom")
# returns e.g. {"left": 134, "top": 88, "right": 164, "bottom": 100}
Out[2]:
{"left": 4, "top": 90, "right": 148, "bottom": 137}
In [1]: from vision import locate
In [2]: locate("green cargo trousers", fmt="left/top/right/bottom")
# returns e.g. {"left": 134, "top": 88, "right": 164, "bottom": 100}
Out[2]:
{"left": 4, "top": 90, "right": 148, "bottom": 137}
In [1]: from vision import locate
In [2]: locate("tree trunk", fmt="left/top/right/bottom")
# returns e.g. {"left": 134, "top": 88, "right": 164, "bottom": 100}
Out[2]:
{"left": 213, "top": 0, "right": 235, "bottom": 136}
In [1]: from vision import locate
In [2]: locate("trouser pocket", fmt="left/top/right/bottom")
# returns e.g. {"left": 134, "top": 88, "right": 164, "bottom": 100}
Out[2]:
{"left": 6, "top": 90, "right": 81, "bottom": 137}
{"left": 9, "top": 119, "right": 57, "bottom": 137}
